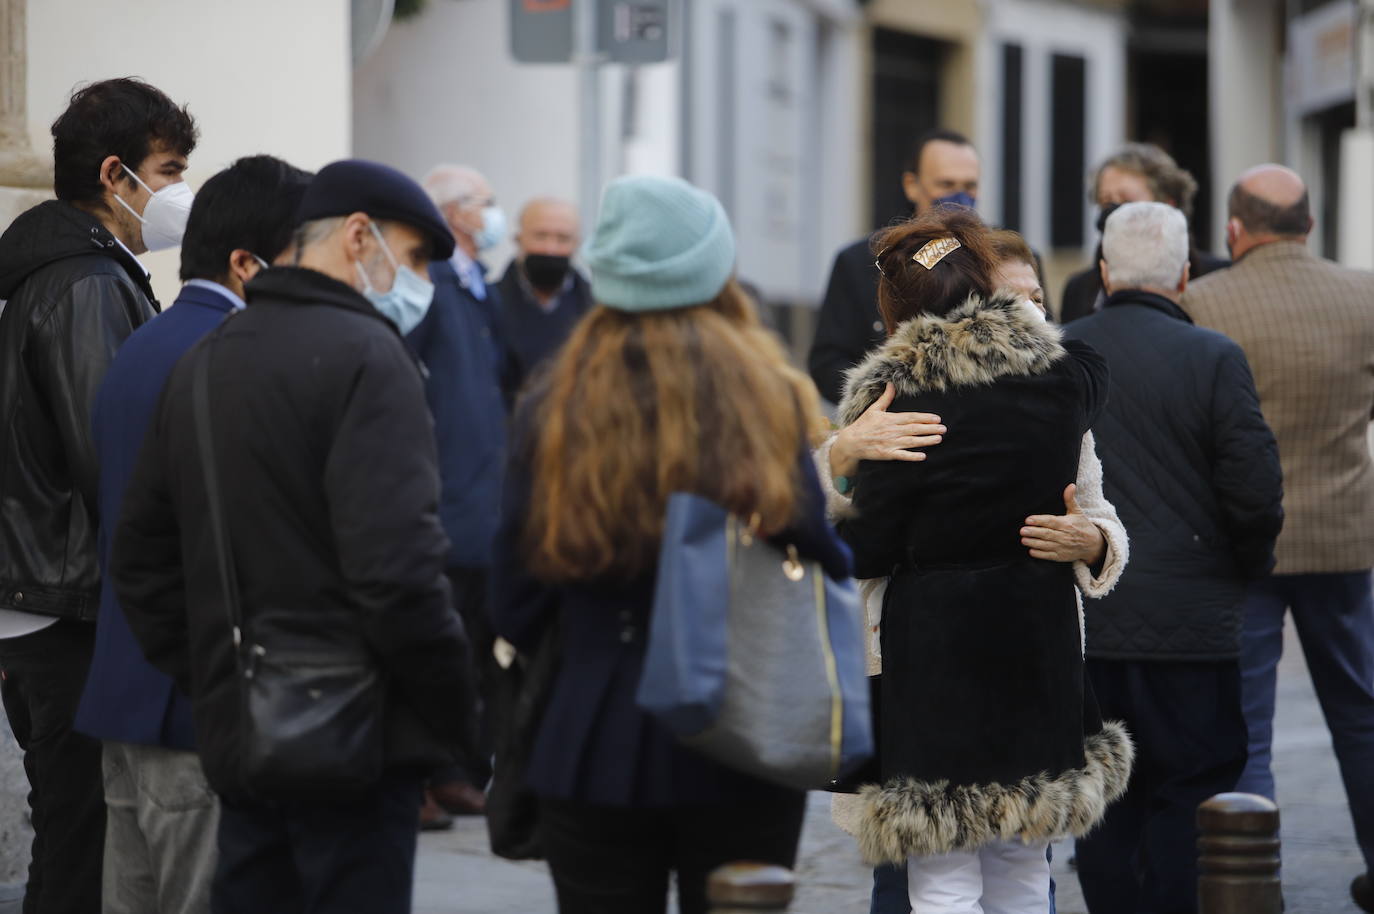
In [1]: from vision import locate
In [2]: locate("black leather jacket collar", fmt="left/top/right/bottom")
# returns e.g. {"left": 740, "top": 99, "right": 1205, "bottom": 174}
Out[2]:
{"left": 0, "top": 200, "right": 156, "bottom": 305}
{"left": 0, "top": 200, "right": 159, "bottom": 619}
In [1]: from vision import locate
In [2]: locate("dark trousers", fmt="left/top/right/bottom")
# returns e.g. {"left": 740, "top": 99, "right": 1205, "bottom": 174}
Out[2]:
{"left": 432, "top": 566, "right": 493, "bottom": 789}
{"left": 211, "top": 772, "right": 422, "bottom": 914}
{"left": 1236, "top": 571, "right": 1374, "bottom": 874}
{"left": 0, "top": 620, "right": 104, "bottom": 914}
{"left": 538, "top": 793, "right": 806, "bottom": 914}
{"left": 1075, "top": 659, "right": 1247, "bottom": 914}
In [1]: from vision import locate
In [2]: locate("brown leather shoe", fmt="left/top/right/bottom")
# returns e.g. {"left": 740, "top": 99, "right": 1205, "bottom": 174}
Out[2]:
{"left": 430, "top": 780, "right": 487, "bottom": 816}
{"left": 419, "top": 788, "right": 454, "bottom": 831}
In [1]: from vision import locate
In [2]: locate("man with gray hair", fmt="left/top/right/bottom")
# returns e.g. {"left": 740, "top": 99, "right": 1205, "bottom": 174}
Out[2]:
{"left": 407, "top": 163, "right": 512, "bottom": 825}
{"left": 1064, "top": 201, "right": 1284, "bottom": 913}
{"left": 1182, "top": 164, "right": 1374, "bottom": 911}
{"left": 1059, "top": 143, "right": 1228, "bottom": 323}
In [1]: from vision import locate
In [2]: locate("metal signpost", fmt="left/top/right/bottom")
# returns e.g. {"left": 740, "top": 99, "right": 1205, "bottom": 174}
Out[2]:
{"left": 510, "top": 0, "right": 674, "bottom": 236}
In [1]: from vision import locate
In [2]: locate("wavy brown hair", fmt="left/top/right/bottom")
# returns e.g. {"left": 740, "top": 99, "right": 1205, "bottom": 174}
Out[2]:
{"left": 523, "top": 280, "right": 824, "bottom": 583}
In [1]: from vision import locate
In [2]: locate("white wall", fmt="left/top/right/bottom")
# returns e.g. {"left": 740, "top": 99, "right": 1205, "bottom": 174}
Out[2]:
{"left": 25, "top": 0, "right": 353, "bottom": 305}
{"left": 353, "top": 0, "right": 680, "bottom": 273}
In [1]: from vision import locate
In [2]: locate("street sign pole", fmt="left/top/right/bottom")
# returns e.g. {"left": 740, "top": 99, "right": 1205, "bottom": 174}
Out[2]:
{"left": 576, "top": 0, "right": 603, "bottom": 241}
{"left": 511, "top": 0, "right": 674, "bottom": 236}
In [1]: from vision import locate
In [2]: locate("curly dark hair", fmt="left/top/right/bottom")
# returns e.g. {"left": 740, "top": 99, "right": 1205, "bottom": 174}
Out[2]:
{"left": 51, "top": 77, "right": 198, "bottom": 206}
{"left": 179, "top": 156, "right": 314, "bottom": 283}
{"left": 871, "top": 207, "right": 998, "bottom": 331}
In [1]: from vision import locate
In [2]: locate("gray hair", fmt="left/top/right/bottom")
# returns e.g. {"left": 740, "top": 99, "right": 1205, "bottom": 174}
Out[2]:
{"left": 290, "top": 216, "right": 347, "bottom": 264}
{"left": 422, "top": 164, "right": 487, "bottom": 209}
{"left": 1102, "top": 202, "right": 1189, "bottom": 291}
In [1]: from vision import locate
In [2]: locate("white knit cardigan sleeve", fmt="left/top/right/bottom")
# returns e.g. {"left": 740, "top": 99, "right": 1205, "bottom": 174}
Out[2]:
{"left": 1072, "top": 430, "right": 1129, "bottom": 598}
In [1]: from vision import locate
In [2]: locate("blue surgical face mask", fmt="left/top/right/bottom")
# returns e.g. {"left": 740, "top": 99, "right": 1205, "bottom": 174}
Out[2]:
{"left": 473, "top": 205, "right": 507, "bottom": 252}
{"left": 932, "top": 191, "right": 977, "bottom": 210}
{"left": 355, "top": 223, "right": 435, "bottom": 336}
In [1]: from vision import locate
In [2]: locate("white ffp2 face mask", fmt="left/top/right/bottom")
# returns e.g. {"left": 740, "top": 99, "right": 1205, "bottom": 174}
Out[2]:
{"left": 112, "top": 164, "right": 194, "bottom": 251}
{"left": 1019, "top": 298, "right": 1048, "bottom": 323}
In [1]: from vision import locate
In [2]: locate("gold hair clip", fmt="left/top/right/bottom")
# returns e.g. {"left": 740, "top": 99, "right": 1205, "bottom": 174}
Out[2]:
{"left": 913, "top": 236, "right": 961, "bottom": 270}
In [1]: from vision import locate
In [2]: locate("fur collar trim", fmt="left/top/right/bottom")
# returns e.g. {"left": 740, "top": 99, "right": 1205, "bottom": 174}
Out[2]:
{"left": 855, "top": 721, "right": 1134, "bottom": 863}
{"left": 837, "top": 292, "right": 1065, "bottom": 428}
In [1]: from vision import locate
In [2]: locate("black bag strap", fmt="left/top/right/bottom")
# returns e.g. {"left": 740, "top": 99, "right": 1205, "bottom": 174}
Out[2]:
{"left": 191, "top": 323, "right": 245, "bottom": 657}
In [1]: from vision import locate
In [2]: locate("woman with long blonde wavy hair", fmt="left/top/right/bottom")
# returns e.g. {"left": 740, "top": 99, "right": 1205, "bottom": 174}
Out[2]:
{"left": 490, "top": 175, "right": 852, "bottom": 914}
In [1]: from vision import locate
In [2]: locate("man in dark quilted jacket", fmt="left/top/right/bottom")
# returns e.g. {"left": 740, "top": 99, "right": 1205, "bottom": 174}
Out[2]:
{"left": 1063, "top": 202, "right": 1284, "bottom": 914}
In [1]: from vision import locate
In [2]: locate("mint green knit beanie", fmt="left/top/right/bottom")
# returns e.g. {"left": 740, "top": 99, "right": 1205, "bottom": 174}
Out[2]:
{"left": 583, "top": 174, "right": 736, "bottom": 312}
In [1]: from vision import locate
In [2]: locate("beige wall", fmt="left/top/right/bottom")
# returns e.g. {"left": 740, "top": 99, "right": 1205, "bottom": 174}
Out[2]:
{"left": 1208, "top": 0, "right": 1283, "bottom": 252}
{"left": 864, "top": 0, "right": 981, "bottom": 141}
{"left": 23, "top": 0, "right": 352, "bottom": 305}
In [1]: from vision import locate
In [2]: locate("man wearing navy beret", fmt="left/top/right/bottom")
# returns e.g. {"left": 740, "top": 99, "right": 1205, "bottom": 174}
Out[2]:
{"left": 110, "top": 159, "right": 477, "bottom": 914}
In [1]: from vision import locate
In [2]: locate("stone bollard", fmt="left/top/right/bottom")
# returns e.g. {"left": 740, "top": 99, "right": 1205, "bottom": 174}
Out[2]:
{"left": 707, "top": 863, "right": 795, "bottom": 913}
{"left": 1197, "top": 792, "right": 1281, "bottom": 914}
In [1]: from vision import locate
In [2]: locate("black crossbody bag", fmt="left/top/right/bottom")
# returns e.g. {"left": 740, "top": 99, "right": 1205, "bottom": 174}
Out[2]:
{"left": 193, "top": 323, "right": 386, "bottom": 795}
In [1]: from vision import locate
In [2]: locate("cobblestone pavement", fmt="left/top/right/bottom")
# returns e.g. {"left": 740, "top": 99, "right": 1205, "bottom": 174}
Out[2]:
{"left": 0, "top": 615, "right": 1358, "bottom": 913}
{"left": 417, "top": 620, "right": 1369, "bottom": 913}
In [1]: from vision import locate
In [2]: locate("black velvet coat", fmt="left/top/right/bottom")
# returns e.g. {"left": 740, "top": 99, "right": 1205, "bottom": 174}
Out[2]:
{"left": 835, "top": 292, "right": 1134, "bottom": 862}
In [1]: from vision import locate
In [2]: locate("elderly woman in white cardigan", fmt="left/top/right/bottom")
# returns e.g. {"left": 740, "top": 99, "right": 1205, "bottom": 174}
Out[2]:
{"left": 818, "top": 240, "right": 1130, "bottom": 914}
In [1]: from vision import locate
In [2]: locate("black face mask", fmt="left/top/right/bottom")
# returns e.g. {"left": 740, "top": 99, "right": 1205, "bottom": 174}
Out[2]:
{"left": 523, "top": 254, "right": 571, "bottom": 293}
{"left": 1095, "top": 202, "right": 1122, "bottom": 235}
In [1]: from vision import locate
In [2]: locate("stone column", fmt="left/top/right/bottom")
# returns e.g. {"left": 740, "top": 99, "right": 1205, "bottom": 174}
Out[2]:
{"left": 1208, "top": 0, "right": 1283, "bottom": 253}
{"left": 0, "top": 0, "right": 43, "bottom": 904}
{"left": 0, "top": 0, "right": 49, "bottom": 189}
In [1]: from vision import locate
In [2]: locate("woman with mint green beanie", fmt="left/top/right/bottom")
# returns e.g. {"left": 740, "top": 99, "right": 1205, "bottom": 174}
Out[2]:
{"left": 489, "top": 174, "right": 853, "bottom": 914}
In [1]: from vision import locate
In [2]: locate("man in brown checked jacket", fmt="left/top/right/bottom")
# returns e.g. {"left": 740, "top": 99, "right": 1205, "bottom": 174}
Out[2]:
{"left": 1182, "top": 163, "right": 1374, "bottom": 911}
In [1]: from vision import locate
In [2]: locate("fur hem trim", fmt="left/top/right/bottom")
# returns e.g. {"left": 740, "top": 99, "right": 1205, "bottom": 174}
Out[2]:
{"left": 836, "top": 292, "right": 1065, "bottom": 428}
{"left": 854, "top": 721, "right": 1134, "bottom": 863}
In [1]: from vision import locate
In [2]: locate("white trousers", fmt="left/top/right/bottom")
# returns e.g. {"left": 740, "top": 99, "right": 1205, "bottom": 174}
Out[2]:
{"left": 907, "top": 840, "right": 1051, "bottom": 914}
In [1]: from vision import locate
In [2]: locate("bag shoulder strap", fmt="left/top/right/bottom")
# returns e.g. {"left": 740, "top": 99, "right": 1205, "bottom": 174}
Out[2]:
{"left": 191, "top": 323, "right": 245, "bottom": 652}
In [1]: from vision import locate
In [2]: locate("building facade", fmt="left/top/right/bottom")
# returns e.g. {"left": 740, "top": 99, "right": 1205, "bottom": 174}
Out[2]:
{"left": 1211, "top": 0, "right": 1374, "bottom": 268}
{"left": 355, "top": 0, "right": 1148, "bottom": 332}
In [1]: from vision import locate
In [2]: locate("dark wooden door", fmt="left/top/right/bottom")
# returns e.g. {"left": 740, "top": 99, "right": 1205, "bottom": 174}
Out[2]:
{"left": 870, "top": 28, "right": 944, "bottom": 230}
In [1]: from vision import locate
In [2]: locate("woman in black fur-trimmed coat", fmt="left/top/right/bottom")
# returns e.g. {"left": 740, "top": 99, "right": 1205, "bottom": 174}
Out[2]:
{"left": 835, "top": 209, "right": 1133, "bottom": 913}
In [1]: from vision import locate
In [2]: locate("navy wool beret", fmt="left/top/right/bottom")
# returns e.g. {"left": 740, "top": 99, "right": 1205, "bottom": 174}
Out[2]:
{"left": 296, "top": 159, "right": 455, "bottom": 260}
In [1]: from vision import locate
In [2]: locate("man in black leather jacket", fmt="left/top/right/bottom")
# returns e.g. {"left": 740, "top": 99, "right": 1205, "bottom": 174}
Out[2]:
{"left": 0, "top": 78, "right": 196, "bottom": 913}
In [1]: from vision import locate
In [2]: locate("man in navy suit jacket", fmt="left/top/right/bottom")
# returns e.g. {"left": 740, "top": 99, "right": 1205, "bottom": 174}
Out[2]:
{"left": 407, "top": 164, "right": 512, "bottom": 823}
{"left": 74, "top": 156, "right": 311, "bottom": 914}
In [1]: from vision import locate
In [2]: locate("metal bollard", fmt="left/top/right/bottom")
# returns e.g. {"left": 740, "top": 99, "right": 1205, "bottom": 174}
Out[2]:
{"left": 707, "top": 863, "right": 795, "bottom": 913}
{"left": 1198, "top": 792, "right": 1282, "bottom": 914}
